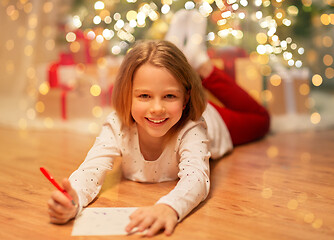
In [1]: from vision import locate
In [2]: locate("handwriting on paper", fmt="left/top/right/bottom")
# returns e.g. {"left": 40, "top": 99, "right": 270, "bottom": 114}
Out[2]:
{"left": 71, "top": 207, "right": 137, "bottom": 236}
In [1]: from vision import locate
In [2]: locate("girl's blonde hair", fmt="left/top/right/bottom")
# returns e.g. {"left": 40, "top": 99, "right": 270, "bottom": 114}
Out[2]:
{"left": 112, "top": 40, "right": 206, "bottom": 133}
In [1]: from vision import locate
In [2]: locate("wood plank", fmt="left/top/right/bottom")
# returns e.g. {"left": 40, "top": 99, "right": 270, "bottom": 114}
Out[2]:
{"left": 0, "top": 127, "right": 333, "bottom": 240}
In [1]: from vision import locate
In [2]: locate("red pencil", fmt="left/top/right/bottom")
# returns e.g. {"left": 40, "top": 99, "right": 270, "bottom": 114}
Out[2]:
{"left": 40, "top": 167, "right": 76, "bottom": 206}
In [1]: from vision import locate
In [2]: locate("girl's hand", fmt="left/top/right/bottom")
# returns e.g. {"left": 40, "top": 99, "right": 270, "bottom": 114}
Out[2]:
{"left": 126, "top": 204, "right": 178, "bottom": 237}
{"left": 47, "top": 178, "right": 79, "bottom": 224}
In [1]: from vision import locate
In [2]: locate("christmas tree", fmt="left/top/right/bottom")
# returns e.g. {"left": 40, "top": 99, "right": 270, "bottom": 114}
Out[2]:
{"left": 59, "top": 0, "right": 334, "bottom": 89}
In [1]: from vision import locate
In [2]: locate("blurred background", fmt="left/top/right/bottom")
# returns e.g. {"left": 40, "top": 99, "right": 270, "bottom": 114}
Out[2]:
{"left": 0, "top": 0, "right": 333, "bottom": 135}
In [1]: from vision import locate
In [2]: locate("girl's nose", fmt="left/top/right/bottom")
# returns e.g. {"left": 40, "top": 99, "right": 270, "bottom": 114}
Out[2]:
{"left": 150, "top": 99, "right": 166, "bottom": 114}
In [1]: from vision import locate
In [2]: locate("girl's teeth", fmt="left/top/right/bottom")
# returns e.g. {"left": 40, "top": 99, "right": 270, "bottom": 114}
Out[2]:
{"left": 148, "top": 118, "right": 166, "bottom": 123}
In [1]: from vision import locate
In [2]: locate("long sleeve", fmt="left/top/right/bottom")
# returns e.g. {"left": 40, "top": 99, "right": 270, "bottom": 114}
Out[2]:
{"left": 156, "top": 119, "right": 211, "bottom": 221}
{"left": 69, "top": 113, "right": 122, "bottom": 209}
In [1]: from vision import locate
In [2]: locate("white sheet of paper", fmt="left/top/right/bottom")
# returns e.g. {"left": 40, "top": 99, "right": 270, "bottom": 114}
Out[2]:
{"left": 71, "top": 207, "right": 138, "bottom": 236}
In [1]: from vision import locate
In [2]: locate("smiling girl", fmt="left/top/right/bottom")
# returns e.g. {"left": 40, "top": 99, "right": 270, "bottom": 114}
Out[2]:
{"left": 47, "top": 12, "right": 270, "bottom": 237}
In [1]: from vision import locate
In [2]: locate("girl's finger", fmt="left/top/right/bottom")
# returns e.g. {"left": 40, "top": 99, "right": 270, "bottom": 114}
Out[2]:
{"left": 164, "top": 219, "right": 177, "bottom": 236}
{"left": 126, "top": 216, "right": 143, "bottom": 233}
{"left": 137, "top": 216, "right": 155, "bottom": 232}
{"left": 47, "top": 198, "right": 65, "bottom": 215}
{"left": 49, "top": 216, "right": 68, "bottom": 225}
{"left": 51, "top": 190, "right": 73, "bottom": 209}
{"left": 146, "top": 220, "right": 164, "bottom": 237}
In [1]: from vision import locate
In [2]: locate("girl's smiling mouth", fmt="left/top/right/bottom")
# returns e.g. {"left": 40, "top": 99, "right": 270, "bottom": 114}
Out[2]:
{"left": 146, "top": 118, "right": 168, "bottom": 124}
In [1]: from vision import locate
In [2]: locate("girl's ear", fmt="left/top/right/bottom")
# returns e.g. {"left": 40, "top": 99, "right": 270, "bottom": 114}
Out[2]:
{"left": 183, "top": 90, "right": 190, "bottom": 109}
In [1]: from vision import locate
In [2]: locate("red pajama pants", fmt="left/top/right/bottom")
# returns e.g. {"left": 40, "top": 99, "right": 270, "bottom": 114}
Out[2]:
{"left": 202, "top": 67, "right": 270, "bottom": 146}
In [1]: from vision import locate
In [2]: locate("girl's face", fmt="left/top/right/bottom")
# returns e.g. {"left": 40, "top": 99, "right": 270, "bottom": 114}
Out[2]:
{"left": 131, "top": 64, "right": 187, "bottom": 142}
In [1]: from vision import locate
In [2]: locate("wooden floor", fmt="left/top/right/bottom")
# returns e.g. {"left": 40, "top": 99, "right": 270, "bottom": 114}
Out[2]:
{"left": 0, "top": 126, "right": 334, "bottom": 240}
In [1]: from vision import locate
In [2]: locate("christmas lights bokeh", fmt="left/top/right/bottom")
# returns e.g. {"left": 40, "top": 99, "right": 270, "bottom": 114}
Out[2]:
{"left": 1, "top": 0, "right": 334, "bottom": 133}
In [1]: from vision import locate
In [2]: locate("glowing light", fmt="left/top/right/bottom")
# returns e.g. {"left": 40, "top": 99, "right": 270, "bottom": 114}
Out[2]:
{"left": 129, "top": 20, "right": 137, "bottom": 28}
{"left": 299, "top": 83, "right": 310, "bottom": 96}
{"left": 70, "top": 41, "right": 80, "bottom": 52}
{"left": 111, "top": 45, "right": 121, "bottom": 55}
{"left": 87, "top": 31, "right": 96, "bottom": 40}
{"left": 90, "top": 84, "right": 101, "bottom": 96}
{"left": 321, "top": 14, "right": 331, "bottom": 25}
{"left": 161, "top": 4, "right": 170, "bottom": 14}
{"left": 280, "top": 40, "right": 287, "bottom": 49}
{"left": 35, "top": 101, "right": 45, "bottom": 113}
{"left": 94, "top": 1, "right": 105, "bottom": 10}
{"left": 102, "top": 29, "right": 114, "bottom": 40}
{"left": 115, "top": 19, "right": 125, "bottom": 30}
{"left": 323, "top": 36, "right": 333, "bottom": 47}
{"left": 261, "top": 90, "right": 272, "bottom": 102}
{"left": 89, "top": 122, "right": 100, "bottom": 134}
{"left": 270, "top": 74, "right": 282, "bottom": 86}
{"left": 304, "top": 213, "right": 315, "bottom": 223}
{"left": 239, "top": 12, "right": 246, "bottom": 19}
{"left": 283, "top": 19, "right": 291, "bottom": 26}
{"left": 262, "top": 0, "right": 270, "bottom": 7}
{"left": 283, "top": 51, "right": 292, "bottom": 60}
{"left": 256, "top": 45, "right": 266, "bottom": 54}
{"left": 267, "top": 146, "right": 278, "bottom": 158}
{"left": 43, "top": 2, "right": 53, "bottom": 13}
{"left": 96, "top": 35, "right": 104, "bottom": 43}
{"left": 325, "top": 67, "right": 334, "bottom": 79}
{"left": 298, "top": 47, "right": 304, "bottom": 54}
{"left": 104, "top": 16, "right": 112, "bottom": 24}
{"left": 126, "top": 10, "right": 137, "bottom": 21}
{"left": 323, "top": 54, "right": 333, "bottom": 66}
{"left": 114, "top": 13, "right": 121, "bottom": 21}
{"left": 136, "top": 11, "right": 146, "bottom": 25}
{"left": 28, "top": 14, "right": 38, "bottom": 29}
{"left": 312, "top": 219, "right": 323, "bottom": 229}
{"left": 199, "top": 1, "right": 213, "bottom": 16}
{"left": 288, "top": 59, "right": 294, "bottom": 66}
{"left": 240, "top": 0, "right": 248, "bottom": 7}
{"left": 295, "top": 60, "right": 302, "bottom": 68}
{"left": 267, "top": 27, "right": 276, "bottom": 36}
{"left": 24, "top": 3, "right": 32, "bottom": 13}
{"left": 221, "top": 11, "right": 232, "bottom": 19}
{"left": 287, "top": 5, "right": 298, "bottom": 16}
{"left": 185, "top": 1, "right": 195, "bottom": 9}
{"left": 310, "top": 112, "right": 321, "bottom": 124}
{"left": 93, "top": 16, "right": 102, "bottom": 24}
{"left": 312, "top": 74, "right": 323, "bottom": 86}
{"left": 232, "top": 3, "right": 239, "bottom": 10}
{"left": 24, "top": 45, "right": 33, "bottom": 56}
{"left": 217, "top": 19, "right": 227, "bottom": 25}
{"left": 92, "top": 106, "right": 103, "bottom": 118}
{"left": 73, "top": 15, "right": 82, "bottom": 28}
{"left": 148, "top": 10, "right": 159, "bottom": 21}
{"left": 44, "top": 117, "right": 54, "bottom": 129}
{"left": 66, "top": 32, "right": 76, "bottom": 42}
{"left": 254, "top": 0, "right": 262, "bottom": 7}
{"left": 287, "top": 199, "right": 299, "bottom": 210}
{"left": 233, "top": 30, "right": 243, "bottom": 39}
{"left": 26, "top": 108, "right": 36, "bottom": 120}
{"left": 207, "top": 32, "right": 215, "bottom": 41}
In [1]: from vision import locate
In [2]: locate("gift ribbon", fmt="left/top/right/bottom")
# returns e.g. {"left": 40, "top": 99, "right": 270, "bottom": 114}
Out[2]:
{"left": 74, "top": 29, "right": 92, "bottom": 64}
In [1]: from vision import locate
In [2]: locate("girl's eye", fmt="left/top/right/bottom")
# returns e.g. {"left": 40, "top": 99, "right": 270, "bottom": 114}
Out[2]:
{"left": 165, "top": 94, "right": 176, "bottom": 99}
{"left": 139, "top": 94, "right": 150, "bottom": 98}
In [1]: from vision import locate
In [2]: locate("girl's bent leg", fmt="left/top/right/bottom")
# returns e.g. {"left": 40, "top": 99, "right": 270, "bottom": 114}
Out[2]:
{"left": 202, "top": 66, "right": 270, "bottom": 145}
{"left": 209, "top": 102, "right": 270, "bottom": 145}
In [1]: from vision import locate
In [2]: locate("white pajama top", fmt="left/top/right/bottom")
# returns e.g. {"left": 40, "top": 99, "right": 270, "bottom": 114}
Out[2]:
{"left": 69, "top": 103, "right": 232, "bottom": 221}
